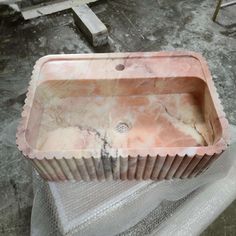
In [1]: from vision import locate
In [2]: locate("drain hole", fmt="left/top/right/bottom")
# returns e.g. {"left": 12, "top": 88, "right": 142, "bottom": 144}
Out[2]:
{"left": 115, "top": 64, "right": 125, "bottom": 71}
{"left": 115, "top": 122, "right": 130, "bottom": 133}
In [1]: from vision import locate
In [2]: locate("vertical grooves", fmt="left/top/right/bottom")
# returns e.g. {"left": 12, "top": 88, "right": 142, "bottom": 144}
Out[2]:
{"left": 65, "top": 158, "right": 82, "bottom": 181}
{"left": 174, "top": 155, "right": 192, "bottom": 178}
{"left": 50, "top": 159, "right": 67, "bottom": 181}
{"left": 165, "top": 155, "right": 184, "bottom": 180}
{"left": 31, "top": 153, "right": 219, "bottom": 181}
{"left": 158, "top": 155, "right": 175, "bottom": 180}
{"left": 181, "top": 155, "right": 202, "bottom": 179}
{"left": 41, "top": 159, "right": 60, "bottom": 181}
{"left": 102, "top": 156, "right": 113, "bottom": 180}
{"left": 143, "top": 155, "right": 156, "bottom": 180}
{"left": 83, "top": 157, "right": 97, "bottom": 180}
{"left": 58, "top": 158, "right": 74, "bottom": 180}
{"left": 151, "top": 155, "right": 166, "bottom": 180}
{"left": 188, "top": 155, "right": 212, "bottom": 178}
{"left": 31, "top": 159, "right": 52, "bottom": 180}
{"left": 120, "top": 156, "right": 128, "bottom": 180}
{"left": 135, "top": 156, "right": 147, "bottom": 180}
{"left": 93, "top": 157, "right": 105, "bottom": 181}
{"left": 74, "top": 158, "right": 90, "bottom": 181}
{"left": 128, "top": 156, "right": 138, "bottom": 180}
{"left": 196, "top": 154, "right": 219, "bottom": 176}
{"left": 111, "top": 156, "right": 120, "bottom": 180}
{"left": 31, "top": 161, "right": 46, "bottom": 179}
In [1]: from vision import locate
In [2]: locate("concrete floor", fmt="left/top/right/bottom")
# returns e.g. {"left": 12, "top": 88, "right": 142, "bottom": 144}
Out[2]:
{"left": 0, "top": 0, "right": 235, "bottom": 235}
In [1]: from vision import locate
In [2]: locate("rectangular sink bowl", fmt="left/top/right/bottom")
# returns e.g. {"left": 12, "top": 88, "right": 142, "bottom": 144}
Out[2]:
{"left": 16, "top": 52, "right": 229, "bottom": 181}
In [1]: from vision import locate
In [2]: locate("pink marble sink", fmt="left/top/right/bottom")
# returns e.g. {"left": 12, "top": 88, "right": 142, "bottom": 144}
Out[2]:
{"left": 16, "top": 52, "right": 229, "bottom": 181}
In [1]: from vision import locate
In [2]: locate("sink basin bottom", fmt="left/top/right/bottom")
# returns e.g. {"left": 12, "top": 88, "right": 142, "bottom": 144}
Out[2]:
{"left": 36, "top": 93, "right": 208, "bottom": 151}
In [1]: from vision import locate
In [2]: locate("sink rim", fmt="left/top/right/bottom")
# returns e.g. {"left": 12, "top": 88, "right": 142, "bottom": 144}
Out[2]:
{"left": 16, "top": 51, "right": 229, "bottom": 160}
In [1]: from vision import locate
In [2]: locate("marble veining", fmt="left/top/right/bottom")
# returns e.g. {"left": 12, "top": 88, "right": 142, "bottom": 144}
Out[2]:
{"left": 16, "top": 52, "right": 229, "bottom": 181}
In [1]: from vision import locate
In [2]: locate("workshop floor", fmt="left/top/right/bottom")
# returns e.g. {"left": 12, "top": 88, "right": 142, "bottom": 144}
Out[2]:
{"left": 0, "top": 0, "right": 235, "bottom": 235}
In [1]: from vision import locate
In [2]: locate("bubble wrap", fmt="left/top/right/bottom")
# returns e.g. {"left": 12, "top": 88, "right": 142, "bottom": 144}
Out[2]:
{"left": 31, "top": 125, "right": 236, "bottom": 236}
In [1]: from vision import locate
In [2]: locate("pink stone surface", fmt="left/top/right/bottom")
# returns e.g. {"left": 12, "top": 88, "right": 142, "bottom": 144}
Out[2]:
{"left": 16, "top": 52, "right": 229, "bottom": 181}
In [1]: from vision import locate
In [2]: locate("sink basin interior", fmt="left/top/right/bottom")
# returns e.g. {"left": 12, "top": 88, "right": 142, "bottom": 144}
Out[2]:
{"left": 26, "top": 77, "right": 221, "bottom": 152}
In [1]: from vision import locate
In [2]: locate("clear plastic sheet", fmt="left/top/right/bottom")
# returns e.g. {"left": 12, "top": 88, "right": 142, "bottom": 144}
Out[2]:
{"left": 151, "top": 159, "right": 236, "bottom": 236}
{"left": 31, "top": 125, "right": 236, "bottom": 236}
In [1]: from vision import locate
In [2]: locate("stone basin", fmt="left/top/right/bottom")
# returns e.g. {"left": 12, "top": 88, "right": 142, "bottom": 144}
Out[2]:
{"left": 16, "top": 52, "right": 229, "bottom": 181}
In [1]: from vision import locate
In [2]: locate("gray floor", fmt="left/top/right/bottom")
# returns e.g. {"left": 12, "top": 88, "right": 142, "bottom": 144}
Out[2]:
{"left": 0, "top": 0, "right": 235, "bottom": 235}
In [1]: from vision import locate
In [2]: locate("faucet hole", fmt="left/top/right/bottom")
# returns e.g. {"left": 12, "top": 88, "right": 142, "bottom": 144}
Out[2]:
{"left": 115, "top": 122, "right": 131, "bottom": 133}
{"left": 115, "top": 64, "right": 125, "bottom": 71}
